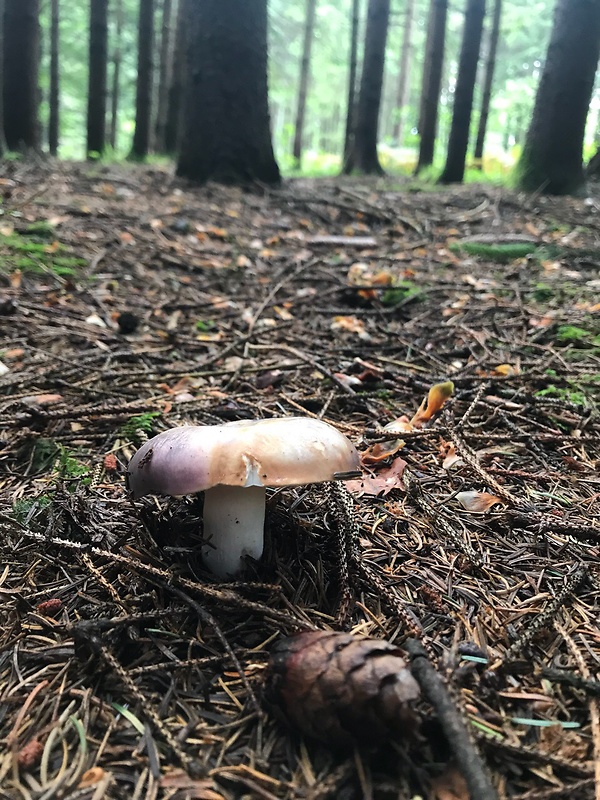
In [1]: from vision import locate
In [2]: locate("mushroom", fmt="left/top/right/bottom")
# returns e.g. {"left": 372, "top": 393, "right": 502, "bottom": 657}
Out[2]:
{"left": 126, "top": 417, "right": 361, "bottom": 577}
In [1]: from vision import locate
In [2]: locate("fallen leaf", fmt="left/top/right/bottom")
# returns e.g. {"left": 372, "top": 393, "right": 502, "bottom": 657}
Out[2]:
{"left": 411, "top": 380, "right": 454, "bottom": 426}
{"left": 361, "top": 439, "right": 405, "bottom": 465}
{"left": 347, "top": 457, "right": 407, "bottom": 497}
{"left": 493, "top": 363, "right": 519, "bottom": 376}
{"left": 441, "top": 442, "right": 464, "bottom": 470}
{"left": 21, "top": 393, "right": 63, "bottom": 407}
{"left": 456, "top": 490, "right": 504, "bottom": 512}
{"left": 383, "top": 414, "right": 414, "bottom": 434}
{"left": 78, "top": 768, "right": 107, "bottom": 788}
{"left": 333, "top": 371, "right": 363, "bottom": 390}
{"left": 331, "top": 315, "right": 370, "bottom": 340}
{"left": 160, "top": 769, "right": 225, "bottom": 799}
{"left": 431, "top": 767, "right": 470, "bottom": 800}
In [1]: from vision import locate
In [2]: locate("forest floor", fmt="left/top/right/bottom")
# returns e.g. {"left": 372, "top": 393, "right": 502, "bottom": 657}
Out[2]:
{"left": 0, "top": 160, "right": 599, "bottom": 800}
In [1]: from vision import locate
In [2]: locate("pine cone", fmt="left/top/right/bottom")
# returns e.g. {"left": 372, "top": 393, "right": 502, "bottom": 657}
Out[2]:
{"left": 266, "top": 630, "right": 420, "bottom": 748}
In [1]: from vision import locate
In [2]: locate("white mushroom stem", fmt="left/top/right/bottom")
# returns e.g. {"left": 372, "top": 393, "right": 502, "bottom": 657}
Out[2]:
{"left": 201, "top": 484, "right": 266, "bottom": 577}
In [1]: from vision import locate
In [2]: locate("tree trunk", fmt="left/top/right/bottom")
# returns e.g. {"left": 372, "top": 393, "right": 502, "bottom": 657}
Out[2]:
{"left": 130, "top": 0, "right": 155, "bottom": 160}
{"left": 176, "top": 0, "right": 280, "bottom": 185}
{"left": 0, "top": 0, "right": 7, "bottom": 156}
{"left": 342, "top": 0, "right": 361, "bottom": 165}
{"left": 516, "top": 0, "right": 600, "bottom": 195}
{"left": 438, "top": 0, "right": 486, "bottom": 184}
{"left": 48, "top": 0, "right": 60, "bottom": 156}
{"left": 415, "top": 0, "right": 448, "bottom": 173}
{"left": 86, "top": 0, "right": 108, "bottom": 158}
{"left": 109, "top": 0, "right": 123, "bottom": 151}
{"left": 343, "top": 0, "right": 390, "bottom": 175}
{"left": 473, "top": 0, "right": 502, "bottom": 163}
{"left": 292, "top": 0, "right": 318, "bottom": 169}
{"left": 164, "top": 0, "right": 186, "bottom": 154}
{"left": 4, "top": 0, "right": 40, "bottom": 151}
{"left": 392, "top": 0, "right": 415, "bottom": 147}
{"left": 154, "top": 0, "right": 176, "bottom": 153}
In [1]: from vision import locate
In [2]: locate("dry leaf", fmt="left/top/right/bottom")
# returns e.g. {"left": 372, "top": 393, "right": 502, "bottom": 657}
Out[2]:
{"left": 441, "top": 442, "right": 464, "bottom": 470}
{"left": 331, "top": 315, "right": 370, "bottom": 339}
{"left": 78, "top": 768, "right": 108, "bottom": 788}
{"left": 411, "top": 380, "right": 454, "bottom": 426}
{"left": 383, "top": 414, "right": 414, "bottom": 434}
{"left": 361, "top": 440, "right": 405, "bottom": 465}
{"left": 347, "top": 457, "right": 407, "bottom": 496}
{"left": 456, "top": 490, "right": 504, "bottom": 512}
{"left": 21, "top": 393, "right": 63, "bottom": 407}
{"left": 431, "top": 767, "right": 470, "bottom": 800}
{"left": 160, "top": 770, "right": 225, "bottom": 799}
{"left": 493, "top": 363, "right": 519, "bottom": 376}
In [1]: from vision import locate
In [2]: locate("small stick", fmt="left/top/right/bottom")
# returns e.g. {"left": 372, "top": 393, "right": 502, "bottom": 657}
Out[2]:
{"left": 404, "top": 639, "right": 499, "bottom": 800}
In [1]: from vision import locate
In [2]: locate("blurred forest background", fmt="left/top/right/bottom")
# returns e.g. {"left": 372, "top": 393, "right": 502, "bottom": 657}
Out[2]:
{"left": 2, "top": 0, "right": 597, "bottom": 178}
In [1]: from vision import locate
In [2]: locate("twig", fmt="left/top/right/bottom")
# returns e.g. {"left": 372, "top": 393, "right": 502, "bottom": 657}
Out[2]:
{"left": 404, "top": 639, "right": 499, "bottom": 800}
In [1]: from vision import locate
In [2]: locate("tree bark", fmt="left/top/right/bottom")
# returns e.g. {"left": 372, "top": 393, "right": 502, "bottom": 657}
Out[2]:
{"left": 392, "top": 0, "right": 415, "bottom": 147}
{"left": 516, "top": 0, "right": 600, "bottom": 195}
{"left": 130, "top": 0, "right": 155, "bottom": 160}
{"left": 342, "top": 0, "right": 361, "bottom": 165}
{"left": 164, "top": 0, "right": 186, "bottom": 154}
{"left": 292, "top": 0, "right": 318, "bottom": 169}
{"left": 86, "top": 0, "right": 108, "bottom": 158}
{"left": 473, "top": 0, "right": 502, "bottom": 163}
{"left": 4, "top": 0, "right": 40, "bottom": 151}
{"left": 109, "top": 0, "right": 123, "bottom": 151}
{"left": 415, "top": 0, "right": 448, "bottom": 173}
{"left": 0, "top": 0, "right": 7, "bottom": 156}
{"left": 343, "top": 0, "right": 390, "bottom": 175}
{"left": 176, "top": 0, "right": 280, "bottom": 185}
{"left": 48, "top": 0, "right": 60, "bottom": 156}
{"left": 438, "top": 0, "right": 486, "bottom": 184}
{"left": 154, "top": 0, "right": 176, "bottom": 153}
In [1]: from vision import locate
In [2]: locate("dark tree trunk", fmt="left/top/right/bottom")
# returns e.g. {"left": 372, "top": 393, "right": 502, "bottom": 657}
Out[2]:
{"left": 4, "top": 0, "right": 40, "bottom": 151}
{"left": 473, "top": 0, "right": 501, "bottom": 163}
{"left": 154, "top": 0, "right": 175, "bottom": 153}
{"left": 392, "top": 0, "right": 415, "bottom": 146}
{"left": 109, "top": 0, "right": 123, "bottom": 151}
{"left": 438, "top": 0, "right": 486, "bottom": 184}
{"left": 0, "top": 0, "right": 7, "bottom": 155}
{"left": 415, "top": 0, "right": 447, "bottom": 173}
{"left": 292, "top": 0, "right": 318, "bottom": 169}
{"left": 176, "top": 0, "right": 280, "bottom": 185}
{"left": 516, "top": 0, "right": 600, "bottom": 195}
{"left": 130, "top": 0, "right": 155, "bottom": 160}
{"left": 86, "top": 0, "right": 108, "bottom": 158}
{"left": 164, "top": 0, "right": 186, "bottom": 154}
{"left": 48, "top": 0, "right": 59, "bottom": 156}
{"left": 343, "top": 0, "right": 390, "bottom": 175}
{"left": 342, "top": 0, "right": 361, "bottom": 164}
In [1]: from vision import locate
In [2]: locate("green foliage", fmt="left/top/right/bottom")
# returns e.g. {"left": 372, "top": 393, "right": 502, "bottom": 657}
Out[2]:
{"left": 13, "top": 495, "right": 53, "bottom": 523}
{"left": 195, "top": 319, "right": 216, "bottom": 332}
{"left": 120, "top": 412, "right": 161, "bottom": 442}
{"left": 556, "top": 325, "right": 600, "bottom": 347}
{"left": 535, "top": 385, "right": 587, "bottom": 406}
{"left": 532, "top": 283, "right": 554, "bottom": 302}
{"left": 0, "top": 229, "right": 86, "bottom": 276}
{"left": 449, "top": 241, "right": 537, "bottom": 262}
{"left": 381, "top": 281, "right": 422, "bottom": 306}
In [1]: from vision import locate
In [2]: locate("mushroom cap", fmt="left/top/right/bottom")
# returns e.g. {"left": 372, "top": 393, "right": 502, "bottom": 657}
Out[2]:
{"left": 127, "top": 417, "right": 361, "bottom": 498}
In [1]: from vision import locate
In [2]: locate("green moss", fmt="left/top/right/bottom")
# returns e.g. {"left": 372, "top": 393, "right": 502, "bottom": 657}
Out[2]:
{"left": 25, "top": 221, "right": 56, "bottom": 238}
{"left": 556, "top": 325, "right": 600, "bottom": 347}
{"left": 532, "top": 283, "right": 554, "bottom": 302}
{"left": 0, "top": 229, "right": 85, "bottom": 277}
{"left": 120, "top": 411, "right": 161, "bottom": 442}
{"left": 535, "top": 385, "right": 586, "bottom": 405}
{"left": 449, "top": 241, "right": 536, "bottom": 263}
{"left": 381, "top": 281, "right": 422, "bottom": 306}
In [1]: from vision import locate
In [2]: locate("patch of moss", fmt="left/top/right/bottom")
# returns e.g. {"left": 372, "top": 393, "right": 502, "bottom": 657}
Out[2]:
{"left": 0, "top": 229, "right": 85, "bottom": 277}
{"left": 556, "top": 325, "right": 600, "bottom": 347}
{"left": 381, "top": 281, "right": 422, "bottom": 306}
{"left": 532, "top": 283, "right": 554, "bottom": 302}
{"left": 25, "top": 221, "right": 56, "bottom": 238}
{"left": 535, "top": 385, "right": 586, "bottom": 406}
{"left": 120, "top": 411, "right": 161, "bottom": 442}
{"left": 450, "top": 241, "right": 537, "bottom": 263}
{"left": 12, "top": 495, "right": 53, "bottom": 524}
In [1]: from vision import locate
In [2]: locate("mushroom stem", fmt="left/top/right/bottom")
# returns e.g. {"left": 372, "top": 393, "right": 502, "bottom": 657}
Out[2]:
{"left": 201, "top": 484, "right": 266, "bottom": 577}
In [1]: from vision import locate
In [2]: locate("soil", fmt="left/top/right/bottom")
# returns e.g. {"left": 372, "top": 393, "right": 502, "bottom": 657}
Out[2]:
{"left": 0, "top": 161, "right": 599, "bottom": 799}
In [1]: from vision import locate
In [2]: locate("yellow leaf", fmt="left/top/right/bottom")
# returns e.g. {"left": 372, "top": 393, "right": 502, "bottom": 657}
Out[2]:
{"left": 411, "top": 381, "right": 454, "bottom": 426}
{"left": 456, "top": 490, "right": 504, "bottom": 512}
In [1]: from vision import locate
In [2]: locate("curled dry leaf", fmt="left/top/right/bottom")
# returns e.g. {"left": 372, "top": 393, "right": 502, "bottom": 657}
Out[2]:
{"left": 440, "top": 442, "right": 463, "bottom": 470}
{"left": 160, "top": 770, "right": 225, "bottom": 799}
{"left": 384, "top": 380, "right": 454, "bottom": 433}
{"left": 330, "top": 315, "right": 370, "bottom": 340}
{"left": 78, "top": 767, "right": 108, "bottom": 788}
{"left": 455, "top": 490, "right": 504, "bottom": 512}
{"left": 361, "top": 439, "right": 405, "bottom": 465}
{"left": 411, "top": 380, "right": 454, "bottom": 426}
{"left": 266, "top": 631, "right": 420, "bottom": 748}
{"left": 346, "top": 456, "right": 407, "bottom": 496}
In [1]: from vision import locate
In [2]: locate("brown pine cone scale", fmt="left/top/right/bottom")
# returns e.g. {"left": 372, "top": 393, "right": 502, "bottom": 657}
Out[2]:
{"left": 266, "top": 630, "right": 420, "bottom": 748}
